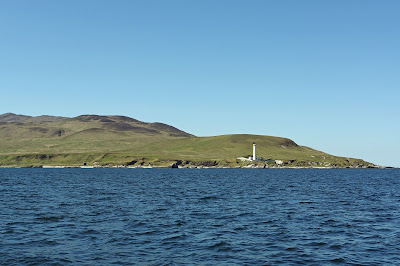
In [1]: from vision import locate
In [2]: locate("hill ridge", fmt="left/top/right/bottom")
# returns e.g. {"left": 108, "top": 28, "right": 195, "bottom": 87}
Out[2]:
{"left": 0, "top": 113, "right": 194, "bottom": 139}
{"left": 0, "top": 113, "right": 69, "bottom": 123}
{"left": 0, "top": 113, "right": 378, "bottom": 168}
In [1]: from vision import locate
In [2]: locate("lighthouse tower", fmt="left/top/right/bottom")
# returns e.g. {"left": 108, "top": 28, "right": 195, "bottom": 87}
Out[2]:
{"left": 253, "top": 142, "right": 256, "bottom": 161}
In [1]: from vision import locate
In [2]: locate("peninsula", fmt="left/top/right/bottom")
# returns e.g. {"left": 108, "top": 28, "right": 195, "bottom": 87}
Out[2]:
{"left": 0, "top": 113, "right": 382, "bottom": 168}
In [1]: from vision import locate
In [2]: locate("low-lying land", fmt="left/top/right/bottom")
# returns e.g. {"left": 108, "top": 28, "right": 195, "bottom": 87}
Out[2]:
{"left": 0, "top": 113, "right": 384, "bottom": 168}
{"left": 0, "top": 152, "right": 381, "bottom": 169}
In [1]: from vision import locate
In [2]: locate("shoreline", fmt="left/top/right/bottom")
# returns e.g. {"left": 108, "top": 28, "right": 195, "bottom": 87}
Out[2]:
{"left": 0, "top": 165, "right": 394, "bottom": 169}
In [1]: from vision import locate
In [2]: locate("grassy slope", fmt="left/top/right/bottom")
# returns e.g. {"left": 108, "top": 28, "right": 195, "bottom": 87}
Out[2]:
{"left": 0, "top": 132, "right": 372, "bottom": 167}
{"left": 0, "top": 116, "right": 190, "bottom": 154}
{"left": 117, "top": 134, "right": 370, "bottom": 167}
{"left": 0, "top": 114, "right": 373, "bottom": 167}
{"left": 0, "top": 124, "right": 164, "bottom": 154}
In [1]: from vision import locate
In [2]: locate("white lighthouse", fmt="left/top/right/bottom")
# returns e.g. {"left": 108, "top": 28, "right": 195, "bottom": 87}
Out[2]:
{"left": 253, "top": 142, "right": 256, "bottom": 161}
{"left": 236, "top": 142, "right": 262, "bottom": 162}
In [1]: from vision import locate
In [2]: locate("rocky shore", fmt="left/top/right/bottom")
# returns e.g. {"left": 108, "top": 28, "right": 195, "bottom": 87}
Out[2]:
{"left": 0, "top": 159, "right": 391, "bottom": 169}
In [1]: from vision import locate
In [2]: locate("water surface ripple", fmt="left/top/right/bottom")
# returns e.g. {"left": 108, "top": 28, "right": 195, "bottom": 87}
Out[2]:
{"left": 1, "top": 169, "right": 400, "bottom": 265}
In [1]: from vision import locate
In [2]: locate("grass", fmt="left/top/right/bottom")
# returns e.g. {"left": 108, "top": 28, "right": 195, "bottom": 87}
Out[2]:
{"left": 0, "top": 116, "right": 374, "bottom": 167}
{"left": 0, "top": 134, "right": 372, "bottom": 167}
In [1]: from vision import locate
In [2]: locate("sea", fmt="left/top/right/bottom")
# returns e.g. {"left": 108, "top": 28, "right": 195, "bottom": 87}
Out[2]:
{"left": 1, "top": 168, "right": 400, "bottom": 265}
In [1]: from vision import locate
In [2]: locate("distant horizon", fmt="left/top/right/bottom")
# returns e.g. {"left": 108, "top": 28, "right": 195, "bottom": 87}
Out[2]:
{"left": 1, "top": 1, "right": 399, "bottom": 167}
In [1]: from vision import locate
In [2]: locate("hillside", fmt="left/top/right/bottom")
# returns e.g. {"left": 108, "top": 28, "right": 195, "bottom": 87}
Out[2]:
{"left": 0, "top": 114, "right": 193, "bottom": 154}
{"left": 0, "top": 113, "right": 69, "bottom": 123}
{"left": 0, "top": 113, "right": 376, "bottom": 168}
{"left": 113, "top": 134, "right": 374, "bottom": 168}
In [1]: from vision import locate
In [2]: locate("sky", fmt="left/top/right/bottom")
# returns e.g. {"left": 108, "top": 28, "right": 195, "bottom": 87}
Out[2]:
{"left": 0, "top": 0, "right": 399, "bottom": 167}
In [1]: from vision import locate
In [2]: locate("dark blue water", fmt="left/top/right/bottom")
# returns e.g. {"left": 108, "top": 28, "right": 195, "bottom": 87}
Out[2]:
{"left": 1, "top": 169, "right": 400, "bottom": 265}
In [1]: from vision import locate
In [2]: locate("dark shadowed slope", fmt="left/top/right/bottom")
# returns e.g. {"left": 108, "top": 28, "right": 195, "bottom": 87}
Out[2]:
{"left": 69, "top": 115, "right": 194, "bottom": 137}
{"left": 0, "top": 113, "right": 69, "bottom": 123}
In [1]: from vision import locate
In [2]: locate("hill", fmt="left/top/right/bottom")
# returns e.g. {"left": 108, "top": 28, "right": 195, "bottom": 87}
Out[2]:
{"left": 0, "top": 114, "right": 193, "bottom": 154}
{"left": 0, "top": 113, "right": 69, "bottom": 123}
{"left": 113, "top": 134, "right": 374, "bottom": 168}
{"left": 0, "top": 113, "right": 377, "bottom": 168}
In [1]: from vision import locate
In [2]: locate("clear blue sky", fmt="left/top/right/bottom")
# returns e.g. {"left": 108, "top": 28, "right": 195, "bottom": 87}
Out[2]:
{"left": 0, "top": 0, "right": 399, "bottom": 167}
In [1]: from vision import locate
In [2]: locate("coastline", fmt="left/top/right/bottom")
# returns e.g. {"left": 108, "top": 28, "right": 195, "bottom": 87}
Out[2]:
{"left": 0, "top": 165, "right": 393, "bottom": 169}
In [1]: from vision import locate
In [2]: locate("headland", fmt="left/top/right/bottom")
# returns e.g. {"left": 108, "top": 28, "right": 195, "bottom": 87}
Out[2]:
{"left": 0, "top": 113, "right": 388, "bottom": 168}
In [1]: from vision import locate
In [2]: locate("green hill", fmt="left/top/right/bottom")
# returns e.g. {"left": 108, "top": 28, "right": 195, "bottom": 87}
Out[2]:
{"left": 0, "top": 113, "right": 376, "bottom": 168}
{"left": 0, "top": 114, "right": 192, "bottom": 154}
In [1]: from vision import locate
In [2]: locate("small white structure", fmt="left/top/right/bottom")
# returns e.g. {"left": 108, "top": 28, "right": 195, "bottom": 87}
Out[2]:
{"left": 237, "top": 142, "right": 263, "bottom": 162}
{"left": 237, "top": 157, "right": 252, "bottom": 162}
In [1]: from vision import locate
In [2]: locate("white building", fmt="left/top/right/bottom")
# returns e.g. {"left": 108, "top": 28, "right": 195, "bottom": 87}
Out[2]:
{"left": 237, "top": 142, "right": 263, "bottom": 162}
